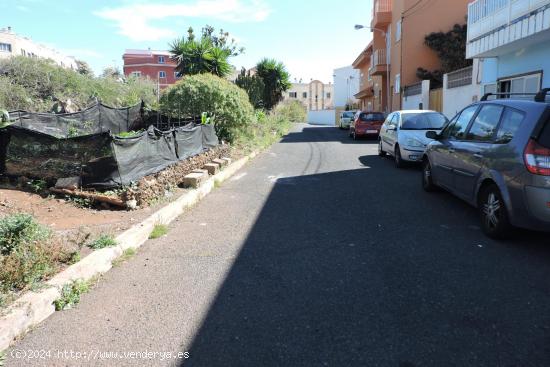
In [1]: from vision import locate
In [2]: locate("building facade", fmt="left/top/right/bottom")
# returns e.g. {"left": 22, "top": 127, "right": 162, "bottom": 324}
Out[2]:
{"left": 0, "top": 27, "right": 77, "bottom": 69}
{"left": 352, "top": 42, "right": 386, "bottom": 112}
{"left": 353, "top": 0, "right": 471, "bottom": 112}
{"left": 333, "top": 65, "right": 360, "bottom": 109}
{"left": 284, "top": 81, "right": 334, "bottom": 111}
{"left": 466, "top": 0, "right": 550, "bottom": 97}
{"left": 122, "top": 49, "right": 179, "bottom": 89}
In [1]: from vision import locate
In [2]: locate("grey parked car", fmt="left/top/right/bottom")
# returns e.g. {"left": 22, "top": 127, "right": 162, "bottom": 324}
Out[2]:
{"left": 421, "top": 92, "right": 550, "bottom": 239}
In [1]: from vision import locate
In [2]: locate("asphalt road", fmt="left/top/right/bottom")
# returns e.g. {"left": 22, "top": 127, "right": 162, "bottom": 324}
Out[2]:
{"left": 5, "top": 124, "right": 550, "bottom": 367}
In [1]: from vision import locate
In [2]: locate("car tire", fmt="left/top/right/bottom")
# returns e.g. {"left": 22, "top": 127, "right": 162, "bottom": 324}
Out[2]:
{"left": 478, "top": 184, "right": 512, "bottom": 239}
{"left": 394, "top": 145, "right": 405, "bottom": 168}
{"left": 421, "top": 159, "right": 437, "bottom": 192}
{"left": 349, "top": 129, "right": 353, "bottom": 138}
{"left": 378, "top": 140, "right": 386, "bottom": 157}
{"left": 353, "top": 130, "right": 357, "bottom": 140}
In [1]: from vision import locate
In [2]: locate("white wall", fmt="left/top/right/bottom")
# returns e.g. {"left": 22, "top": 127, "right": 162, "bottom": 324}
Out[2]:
{"left": 307, "top": 110, "right": 336, "bottom": 125}
{"left": 333, "top": 66, "right": 360, "bottom": 108}
{"left": 442, "top": 84, "right": 481, "bottom": 119}
{"left": 402, "top": 94, "right": 422, "bottom": 110}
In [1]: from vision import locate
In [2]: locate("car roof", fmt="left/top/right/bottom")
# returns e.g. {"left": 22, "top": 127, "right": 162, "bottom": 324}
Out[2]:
{"left": 394, "top": 110, "right": 439, "bottom": 114}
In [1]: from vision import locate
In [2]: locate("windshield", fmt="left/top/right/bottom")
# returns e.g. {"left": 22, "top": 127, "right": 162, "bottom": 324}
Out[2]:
{"left": 343, "top": 112, "right": 355, "bottom": 118}
{"left": 360, "top": 112, "right": 385, "bottom": 121}
{"left": 401, "top": 113, "right": 448, "bottom": 130}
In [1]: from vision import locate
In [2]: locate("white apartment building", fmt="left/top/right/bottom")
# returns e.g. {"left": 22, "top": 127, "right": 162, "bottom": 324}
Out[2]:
{"left": 0, "top": 27, "right": 77, "bottom": 69}
{"left": 333, "top": 65, "right": 360, "bottom": 109}
{"left": 284, "top": 80, "right": 334, "bottom": 111}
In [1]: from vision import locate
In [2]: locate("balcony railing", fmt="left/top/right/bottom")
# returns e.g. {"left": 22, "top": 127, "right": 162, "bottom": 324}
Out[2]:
{"left": 468, "top": 0, "right": 550, "bottom": 41}
{"left": 371, "top": 49, "right": 387, "bottom": 67}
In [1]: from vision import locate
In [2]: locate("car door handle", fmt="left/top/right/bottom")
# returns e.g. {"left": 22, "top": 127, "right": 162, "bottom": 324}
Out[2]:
{"left": 473, "top": 153, "right": 483, "bottom": 159}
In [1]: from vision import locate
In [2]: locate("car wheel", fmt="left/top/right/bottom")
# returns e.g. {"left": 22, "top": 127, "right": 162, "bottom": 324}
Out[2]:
{"left": 378, "top": 140, "right": 386, "bottom": 157}
{"left": 422, "top": 159, "right": 437, "bottom": 192}
{"left": 339, "top": 123, "right": 343, "bottom": 130}
{"left": 353, "top": 130, "right": 357, "bottom": 140}
{"left": 349, "top": 129, "right": 353, "bottom": 137}
{"left": 478, "top": 184, "right": 512, "bottom": 239}
{"left": 394, "top": 145, "right": 405, "bottom": 168}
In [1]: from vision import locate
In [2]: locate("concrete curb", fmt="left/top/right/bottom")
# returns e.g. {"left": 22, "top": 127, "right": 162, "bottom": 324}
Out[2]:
{"left": 0, "top": 151, "right": 257, "bottom": 352}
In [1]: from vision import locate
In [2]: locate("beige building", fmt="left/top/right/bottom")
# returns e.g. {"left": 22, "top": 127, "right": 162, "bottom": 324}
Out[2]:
{"left": 0, "top": 27, "right": 77, "bottom": 69}
{"left": 284, "top": 80, "right": 334, "bottom": 111}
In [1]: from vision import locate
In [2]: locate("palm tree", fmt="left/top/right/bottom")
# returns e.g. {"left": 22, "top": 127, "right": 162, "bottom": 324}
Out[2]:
{"left": 255, "top": 59, "right": 291, "bottom": 110}
{"left": 169, "top": 36, "right": 232, "bottom": 78}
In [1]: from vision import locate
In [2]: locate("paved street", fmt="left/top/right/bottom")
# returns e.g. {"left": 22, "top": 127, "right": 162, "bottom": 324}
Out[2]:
{"left": 6, "top": 124, "right": 550, "bottom": 367}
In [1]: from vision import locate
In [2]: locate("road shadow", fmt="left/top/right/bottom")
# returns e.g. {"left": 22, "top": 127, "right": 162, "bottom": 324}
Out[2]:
{"left": 281, "top": 126, "right": 378, "bottom": 145}
{"left": 182, "top": 156, "right": 550, "bottom": 366}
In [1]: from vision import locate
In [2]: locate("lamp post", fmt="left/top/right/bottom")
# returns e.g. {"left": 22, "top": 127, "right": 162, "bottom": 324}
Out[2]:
{"left": 354, "top": 24, "right": 391, "bottom": 113}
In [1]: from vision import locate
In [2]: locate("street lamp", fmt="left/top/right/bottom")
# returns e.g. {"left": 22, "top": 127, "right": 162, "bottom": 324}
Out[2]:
{"left": 354, "top": 24, "right": 391, "bottom": 113}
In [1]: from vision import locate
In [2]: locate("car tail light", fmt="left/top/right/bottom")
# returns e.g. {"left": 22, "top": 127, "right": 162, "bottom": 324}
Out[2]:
{"left": 524, "top": 138, "right": 550, "bottom": 176}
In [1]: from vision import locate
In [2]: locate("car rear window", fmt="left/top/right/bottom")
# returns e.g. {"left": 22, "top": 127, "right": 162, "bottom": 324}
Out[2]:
{"left": 401, "top": 112, "right": 448, "bottom": 130}
{"left": 343, "top": 112, "right": 355, "bottom": 118}
{"left": 495, "top": 107, "right": 524, "bottom": 144}
{"left": 360, "top": 113, "right": 385, "bottom": 121}
{"left": 539, "top": 120, "right": 550, "bottom": 148}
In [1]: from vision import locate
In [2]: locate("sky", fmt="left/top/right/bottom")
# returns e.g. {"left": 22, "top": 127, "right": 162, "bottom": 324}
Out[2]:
{"left": 1, "top": 0, "right": 374, "bottom": 83}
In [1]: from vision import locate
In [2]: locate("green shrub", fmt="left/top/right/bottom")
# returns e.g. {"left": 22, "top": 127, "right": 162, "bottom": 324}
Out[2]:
{"left": 0, "top": 56, "right": 157, "bottom": 112}
{"left": 88, "top": 235, "right": 117, "bottom": 250}
{"left": 0, "top": 214, "right": 50, "bottom": 256}
{"left": 160, "top": 73, "right": 255, "bottom": 143}
{"left": 273, "top": 100, "right": 307, "bottom": 123}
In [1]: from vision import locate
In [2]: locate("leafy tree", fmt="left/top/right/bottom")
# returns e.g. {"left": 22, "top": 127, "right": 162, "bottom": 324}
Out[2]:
{"left": 417, "top": 23, "right": 472, "bottom": 88}
{"left": 169, "top": 25, "right": 242, "bottom": 79}
{"left": 235, "top": 68, "right": 265, "bottom": 109}
{"left": 101, "top": 66, "right": 123, "bottom": 79}
{"left": 255, "top": 58, "right": 291, "bottom": 110}
{"left": 75, "top": 60, "right": 93, "bottom": 76}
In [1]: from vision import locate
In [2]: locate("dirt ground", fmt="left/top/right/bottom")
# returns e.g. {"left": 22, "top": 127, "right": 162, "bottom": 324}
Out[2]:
{"left": 0, "top": 187, "right": 189, "bottom": 235}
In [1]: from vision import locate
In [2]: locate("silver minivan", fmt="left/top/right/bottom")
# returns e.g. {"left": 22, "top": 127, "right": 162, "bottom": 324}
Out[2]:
{"left": 378, "top": 110, "right": 448, "bottom": 167}
{"left": 422, "top": 95, "right": 550, "bottom": 238}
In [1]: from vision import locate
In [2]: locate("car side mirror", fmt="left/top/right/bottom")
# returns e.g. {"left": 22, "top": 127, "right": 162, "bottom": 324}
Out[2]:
{"left": 426, "top": 131, "right": 439, "bottom": 140}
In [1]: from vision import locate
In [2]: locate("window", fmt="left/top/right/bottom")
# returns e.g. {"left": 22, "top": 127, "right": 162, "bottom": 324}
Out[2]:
{"left": 498, "top": 73, "right": 541, "bottom": 99}
{"left": 289, "top": 92, "right": 297, "bottom": 98}
{"left": 159, "top": 71, "right": 166, "bottom": 78}
{"left": 396, "top": 20, "right": 402, "bottom": 42}
{"left": 401, "top": 112, "right": 448, "bottom": 130}
{"left": 302, "top": 92, "right": 307, "bottom": 98}
{"left": 360, "top": 112, "right": 385, "bottom": 121}
{"left": 174, "top": 71, "right": 181, "bottom": 79}
{"left": 0, "top": 43, "right": 11, "bottom": 52}
{"left": 158, "top": 56, "right": 165, "bottom": 64}
{"left": 495, "top": 108, "right": 525, "bottom": 144}
{"left": 443, "top": 105, "right": 478, "bottom": 139}
{"left": 467, "top": 104, "right": 504, "bottom": 141}
{"left": 326, "top": 93, "right": 331, "bottom": 99}
{"left": 131, "top": 71, "right": 142, "bottom": 77}
{"left": 394, "top": 74, "right": 400, "bottom": 94}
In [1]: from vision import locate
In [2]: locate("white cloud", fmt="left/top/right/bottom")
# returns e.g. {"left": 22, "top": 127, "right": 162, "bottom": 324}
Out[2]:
{"left": 95, "top": 0, "right": 271, "bottom": 42}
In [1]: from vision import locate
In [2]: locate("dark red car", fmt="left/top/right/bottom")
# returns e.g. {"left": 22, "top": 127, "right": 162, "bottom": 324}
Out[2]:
{"left": 350, "top": 111, "right": 386, "bottom": 140}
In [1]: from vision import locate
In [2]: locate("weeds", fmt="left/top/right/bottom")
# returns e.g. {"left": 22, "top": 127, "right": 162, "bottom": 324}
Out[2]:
{"left": 0, "top": 213, "right": 50, "bottom": 255}
{"left": 0, "top": 214, "right": 74, "bottom": 304}
{"left": 26, "top": 179, "right": 47, "bottom": 193}
{"left": 149, "top": 224, "right": 168, "bottom": 239}
{"left": 53, "top": 279, "right": 90, "bottom": 311}
{"left": 65, "top": 195, "right": 93, "bottom": 209}
{"left": 88, "top": 235, "right": 117, "bottom": 250}
{"left": 0, "top": 350, "right": 5, "bottom": 366}
{"left": 112, "top": 248, "right": 136, "bottom": 267}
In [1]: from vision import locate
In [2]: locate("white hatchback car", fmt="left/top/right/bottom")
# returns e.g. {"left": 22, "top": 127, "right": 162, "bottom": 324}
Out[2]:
{"left": 378, "top": 110, "right": 448, "bottom": 168}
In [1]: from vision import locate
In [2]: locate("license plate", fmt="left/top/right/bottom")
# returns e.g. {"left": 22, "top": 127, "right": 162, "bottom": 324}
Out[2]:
{"left": 367, "top": 130, "right": 378, "bottom": 134}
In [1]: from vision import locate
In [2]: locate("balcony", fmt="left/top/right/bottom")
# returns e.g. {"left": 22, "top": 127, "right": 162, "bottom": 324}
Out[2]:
{"left": 369, "top": 49, "right": 388, "bottom": 76}
{"left": 467, "top": 0, "right": 550, "bottom": 58}
{"left": 371, "top": 0, "right": 392, "bottom": 29}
